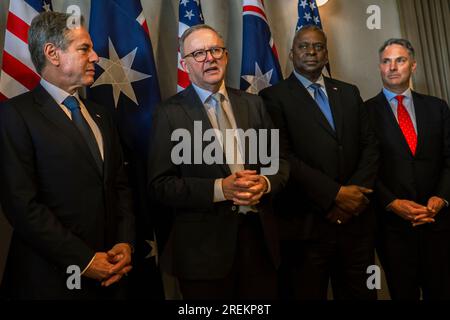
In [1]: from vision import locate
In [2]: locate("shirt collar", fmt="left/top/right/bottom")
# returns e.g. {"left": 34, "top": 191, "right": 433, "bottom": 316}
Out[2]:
{"left": 382, "top": 87, "right": 412, "bottom": 102}
{"left": 40, "top": 78, "right": 80, "bottom": 105}
{"left": 192, "top": 81, "right": 229, "bottom": 104}
{"left": 293, "top": 69, "right": 325, "bottom": 89}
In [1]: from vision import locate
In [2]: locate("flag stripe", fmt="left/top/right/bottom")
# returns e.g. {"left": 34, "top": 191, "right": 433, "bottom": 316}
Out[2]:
{"left": 4, "top": 30, "right": 37, "bottom": 73}
{"left": 0, "top": 71, "right": 29, "bottom": 99}
{"left": 6, "top": 12, "right": 30, "bottom": 44}
{"left": 10, "top": 0, "right": 39, "bottom": 25}
{"left": 177, "top": 68, "right": 190, "bottom": 88}
{"left": 2, "top": 51, "right": 40, "bottom": 90}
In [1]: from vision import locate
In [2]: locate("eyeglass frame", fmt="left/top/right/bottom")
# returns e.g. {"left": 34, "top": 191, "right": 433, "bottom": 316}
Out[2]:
{"left": 183, "top": 47, "right": 227, "bottom": 62}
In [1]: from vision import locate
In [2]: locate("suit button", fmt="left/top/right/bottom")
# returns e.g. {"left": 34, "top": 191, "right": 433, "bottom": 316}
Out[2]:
{"left": 231, "top": 205, "right": 237, "bottom": 211}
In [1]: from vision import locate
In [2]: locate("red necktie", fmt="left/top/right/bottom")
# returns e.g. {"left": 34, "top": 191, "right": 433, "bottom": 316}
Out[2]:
{"left": 396, "top": 95, "right": 417, "bottom": 155}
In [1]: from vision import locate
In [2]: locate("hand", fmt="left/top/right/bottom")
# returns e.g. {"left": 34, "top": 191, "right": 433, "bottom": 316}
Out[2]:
{"left": 222, "top": 170, "right": 267, "bottom": 206}
{"left": 411, "top": 196, "right": 445, "bottom": 227}
{"left": 101, "top": 243, "right": 133, "bottom": 287}
{"left": 326, "top": 205, "right": 353, "bottom": 225}
{"left": 83, "top": 252, "right": 116, "bottom": 281}
{"left": 335, "top": 185, "right": 373, "bottom": 214}
{"left": 388, "top": 199, "right": 429, "bottom": 222}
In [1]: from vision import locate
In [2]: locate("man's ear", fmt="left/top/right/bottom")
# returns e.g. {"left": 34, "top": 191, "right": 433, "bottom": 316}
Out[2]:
{"left": 43, "top": 43, "right": 60, "bottom": 66}
{"left": 180, "top": 59, "right": 189, "bottom": 73}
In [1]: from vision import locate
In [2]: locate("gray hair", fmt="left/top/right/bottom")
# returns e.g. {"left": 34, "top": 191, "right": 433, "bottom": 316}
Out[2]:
{"left": 179, "top": 24, "right": 224, "bottom": 57}
{"left": 379, "top": 38, "right": 415, "bottom": 60}
{"left": 28, "top": 11, "right": 85, "bottom": 74}
{"left": 293, "top": 24, "right": 328, "bottom": 47}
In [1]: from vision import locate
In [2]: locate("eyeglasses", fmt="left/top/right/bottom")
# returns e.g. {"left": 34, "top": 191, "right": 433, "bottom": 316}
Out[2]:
{"left": 183, "top": 47, "right": 226, "bottom": 62}
{"left": 297, "top": 42, "right": 326, "bottom": 52}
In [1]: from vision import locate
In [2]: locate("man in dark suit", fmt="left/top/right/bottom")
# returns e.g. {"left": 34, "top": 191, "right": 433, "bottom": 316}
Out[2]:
{"left": 259, "top": 25, "right": 379, "bottom": 300}
{"left": 0, "top": 12, "right": 134, "bottom": 299}
{"left": 365, "top": 38, "right": 450, "bottom": 300}
{"left": 148, "top": 24, "right": 288, "bottom": 299}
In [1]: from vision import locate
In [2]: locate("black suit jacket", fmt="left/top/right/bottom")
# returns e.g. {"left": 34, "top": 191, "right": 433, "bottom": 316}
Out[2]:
{"left": 0, "top": 85, "right": 134, "bottom": 299}
{"left": 365, "top": 91, "right": 450, "bottom": 230}
{"left": 260, "top": 73, "right": 379, "bottom": 241}
{"left": 148, "top": 85, "right": 289, "bottom": 280}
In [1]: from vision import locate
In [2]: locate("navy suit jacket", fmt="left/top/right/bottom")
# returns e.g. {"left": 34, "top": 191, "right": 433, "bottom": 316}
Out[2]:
{"left": 148, "top": 85, "right": 289, "bottom": 280}
{"left": 0, "top": 85, "right": 134, "bottom": 299}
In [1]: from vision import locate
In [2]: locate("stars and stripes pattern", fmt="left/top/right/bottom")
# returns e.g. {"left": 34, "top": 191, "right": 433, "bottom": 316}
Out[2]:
{"left": 240, "top": 0, "right": 282, "bottom": 94}
{"left": 296, "top": 0, "right": 323, "bottom": 30}
{"left": 0, "top": 0, "right": 52, "bottom": 102}
{"left": 177, "top": 0, "right": 204, "bottom": 92}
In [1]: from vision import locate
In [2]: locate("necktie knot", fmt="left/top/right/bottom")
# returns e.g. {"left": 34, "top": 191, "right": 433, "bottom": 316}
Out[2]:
{"left": 395, "top": 95, "right": 405, "bottom": 105}
{"left": 309, "top": 83, "right": 322, "bottom": 91}
{"left": 63, "top": 96, "right": 80, "bottom": 112}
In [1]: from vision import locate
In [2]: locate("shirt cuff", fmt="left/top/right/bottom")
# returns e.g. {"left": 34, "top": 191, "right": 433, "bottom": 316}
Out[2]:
{"left": 214, "top": 178, "right": 226, "bottom": 202}
{"left": 261, "top": 175, "right": 271, "bottom": 194}
{"left": 81, "top": 254, "right": 96, "bottom": 276}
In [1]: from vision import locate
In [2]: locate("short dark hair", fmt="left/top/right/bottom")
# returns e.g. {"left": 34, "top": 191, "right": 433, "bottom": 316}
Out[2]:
{"left": 28, "top": 11, "right": 85, "bottom": 74}
{"left": 293, "top": 24, "right": 328, "bottom": 47}
{"left": 379, "top": 38, "right": 415, "bottom": 59}
{"left": 179, "top": 24, "right": 224, "bottom": 57}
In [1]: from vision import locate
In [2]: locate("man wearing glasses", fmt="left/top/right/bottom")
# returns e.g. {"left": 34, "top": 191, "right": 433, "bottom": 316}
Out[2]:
{"left": 148, "top": 25, "right": 288, "bottom": 299}
{"left": 260, "top": 25, "right": 379, "bottom": 300}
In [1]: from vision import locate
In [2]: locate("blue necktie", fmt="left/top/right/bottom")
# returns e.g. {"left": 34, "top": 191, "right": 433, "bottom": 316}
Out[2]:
{"left": 309, "top": 83, "right": 335, "bottom": 131}
{"left": 63, "top": 96, "right": 103, "bottom": 173}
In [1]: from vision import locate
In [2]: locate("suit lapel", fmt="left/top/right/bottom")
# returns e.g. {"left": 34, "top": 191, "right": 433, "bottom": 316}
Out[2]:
{"left": 33, "top": 85, "right": 103, "bottom": 176}
{"left": 287, "top": 74, "right": 336, "bottom": 139}
{"left": 324, "top": 77, "right": 343, "bottom": 141}
{"left": 181, "top": 85, "right": 230, "bottom": 175}
{"left": 82, "top": 98, "right": 108, "bottom": 176}
{"left": 411, "top": 91, "right": 426, "bottom": 157}
{"left": 375, "top": 92, "right": 413, "bottom": 157}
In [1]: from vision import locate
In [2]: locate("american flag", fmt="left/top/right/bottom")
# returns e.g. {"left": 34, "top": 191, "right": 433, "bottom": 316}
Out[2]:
{"left": 296, "top": 0, "right": 323, "bottom": 30}
{"left": 177, "top": 0, "right": 204, "bottom": 92}
{"left": 240, "top": 0, "right": 282, "bottom": 94}
{"left": 0, "top": 0, "right": 52, "bottom": 102}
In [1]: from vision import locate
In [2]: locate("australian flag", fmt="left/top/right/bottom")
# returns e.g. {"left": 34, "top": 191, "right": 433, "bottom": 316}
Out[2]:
{"left": 296, "top": 0, "right": 323, "bottom": 30}
{"left": 177, "top": 0, "right": 205, "bottom": 91}
{"left": 240, "top": 0, "right": 282, "bottom": 94}
{"left": 87, "top": 0, "right": 164, "bottom": 299}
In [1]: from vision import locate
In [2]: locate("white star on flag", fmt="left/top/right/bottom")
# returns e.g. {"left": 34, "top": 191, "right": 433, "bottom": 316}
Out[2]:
{"left": 304, "top": 12, "right": 312, "bottom": 21}
{"left": 43, "top": 2, "right": 51, "bottom": 12}
{"left": 180, "top": 0, "right": 189, "bottom": 6}
{"left": 241, "top": 62, "right": 273, "bottom": 94}
{"left": 91, "top": 38, "right": 151, "bottom": 108}
{"left": 300, "top": 0, "right": 308, "bottom": 9}
{"left": 185, "top": 9, "right": 194, "bottom": 20}
{"left": 314, "top": 16, "right": 321, "bottom": 24}
{"left": 309, "top": 2, "right": 317, "bottom": 10}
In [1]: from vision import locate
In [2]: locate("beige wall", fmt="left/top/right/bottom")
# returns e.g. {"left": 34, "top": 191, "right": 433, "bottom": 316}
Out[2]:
{"left": 0, "top": 0, "right": 401, "bottom": 297}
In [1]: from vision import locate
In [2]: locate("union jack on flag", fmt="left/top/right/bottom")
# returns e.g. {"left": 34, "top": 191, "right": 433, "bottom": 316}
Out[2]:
{"left": 240, "top": 0, "right": 282, "bottom": 94}
{"left": 177, "top": 0, "right": 204, "bottom": 92}
{"left": 0, "top": 0, "right": 52, "bottom": 102}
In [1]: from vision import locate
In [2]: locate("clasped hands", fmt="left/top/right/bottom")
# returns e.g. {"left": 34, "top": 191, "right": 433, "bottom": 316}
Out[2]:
{"left": 84, "top": 243, "right": 133, "bottom": 287}
{"left": 388, "top": 196, "right": 446, "bottom": 227}
{"left": 326, "top": 185, "right": 373, "bottom": 225}
{"left": 222, "top": 170, "right": 268, "bottom": 206}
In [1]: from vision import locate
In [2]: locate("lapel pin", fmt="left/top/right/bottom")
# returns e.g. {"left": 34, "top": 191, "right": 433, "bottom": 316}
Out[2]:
{"left": 333, "top": 87, "right": 338, "bottom": 91}
{"left": 95, "top": 114, "right": 101, "bottom": 118}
